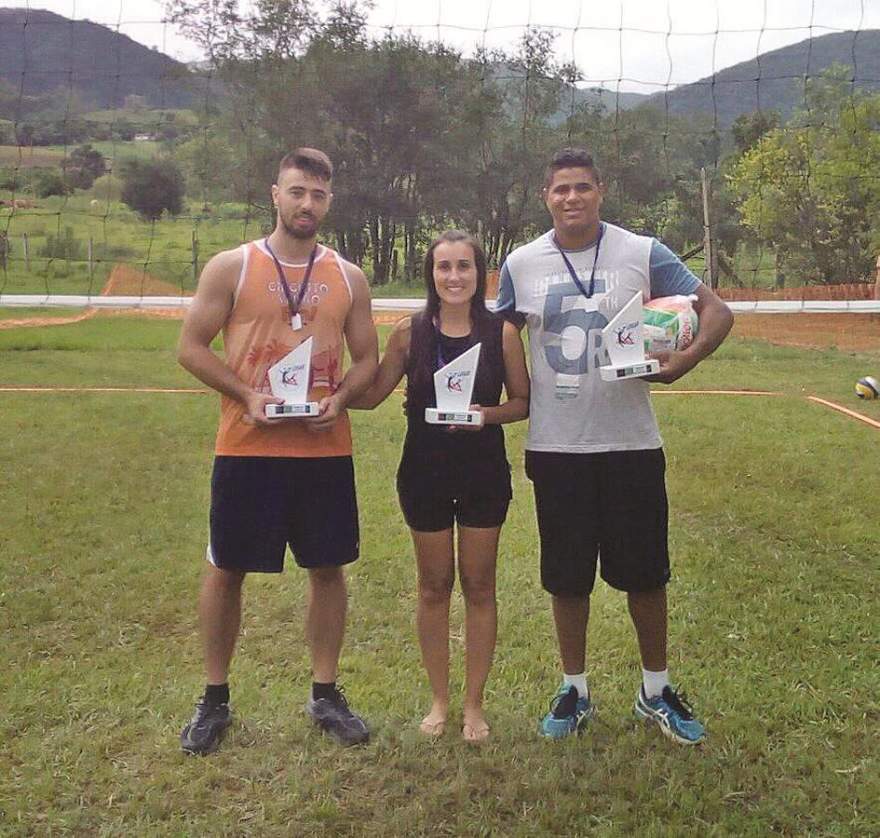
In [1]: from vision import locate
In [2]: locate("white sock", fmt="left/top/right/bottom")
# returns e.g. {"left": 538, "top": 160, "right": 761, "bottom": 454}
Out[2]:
{"left": 642, "top": 668, "right": 670, "bottom": 699}
{"left": 563, "top": 672, "right": 589, "bottom": 699}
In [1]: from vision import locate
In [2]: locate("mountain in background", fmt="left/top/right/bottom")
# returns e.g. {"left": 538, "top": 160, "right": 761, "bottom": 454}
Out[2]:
{"left": 1, "top": 9, "right": 878, "bottom": 127}
{"left": 586, "top": 87, "right": 648, "bottom": 111}
{"left": 639, "top": 29, "right": 880, "bottom": 126}
{"left": 0, "top": 7, "right": 196, "bottom": 110}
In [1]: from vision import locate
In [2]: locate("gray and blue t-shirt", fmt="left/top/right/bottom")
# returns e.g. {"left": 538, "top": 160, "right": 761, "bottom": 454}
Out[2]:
{"left": 496, "top": 222, "right": 701, "bottom": 453}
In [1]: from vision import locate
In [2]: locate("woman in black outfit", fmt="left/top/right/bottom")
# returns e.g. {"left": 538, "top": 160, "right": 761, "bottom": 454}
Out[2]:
{"left": 353, "top": 230, "right": 529, "bottom": 742}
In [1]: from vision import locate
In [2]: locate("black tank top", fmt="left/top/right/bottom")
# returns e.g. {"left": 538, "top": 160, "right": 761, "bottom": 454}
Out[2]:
{"left": 399, "top": 310, "right": 508, "bottom": 487}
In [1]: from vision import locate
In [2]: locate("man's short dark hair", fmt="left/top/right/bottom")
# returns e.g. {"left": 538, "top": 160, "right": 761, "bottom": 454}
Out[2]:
{"left": 278, "top": 148, "right": 333, "bottom": 182}
{"left": 544, "top": 148, "right": 601, "bottom": 188}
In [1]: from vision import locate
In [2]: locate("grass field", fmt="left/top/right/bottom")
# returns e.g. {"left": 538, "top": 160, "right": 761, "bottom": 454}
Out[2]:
{"left": 1, "top": 188, "right": 800, "bottom": 297}
{"left": 0, "top": 146, "right": 66, "bottom": 169}
{"left": 1, "top": 321, "right": 878, "bottom": 836}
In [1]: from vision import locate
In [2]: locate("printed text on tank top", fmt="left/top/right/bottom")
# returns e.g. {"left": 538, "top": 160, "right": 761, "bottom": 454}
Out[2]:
{"left": 263, "top": 237, "right": 318, "bottom": 330}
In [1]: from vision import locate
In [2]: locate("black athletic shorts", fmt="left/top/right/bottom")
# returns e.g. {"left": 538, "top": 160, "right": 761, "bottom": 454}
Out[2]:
{"left": 208, "top": 455, "right": 359, "bottom": 572}
{"left": 525, "top": 448, "right": 669, "bottom": 595}
{"left": 396, "top": 463, "right": 512, "bottom": 532}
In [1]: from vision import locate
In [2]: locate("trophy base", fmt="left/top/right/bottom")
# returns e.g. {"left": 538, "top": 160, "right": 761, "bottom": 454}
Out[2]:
{"left": 599, "top": 359, "right": 660, "bottom": 381}
{"left": 425, "top": 408, "right": 483, "bottom": 426}
{"left": 265, "top": 401, "right": 320, "bottom": 418}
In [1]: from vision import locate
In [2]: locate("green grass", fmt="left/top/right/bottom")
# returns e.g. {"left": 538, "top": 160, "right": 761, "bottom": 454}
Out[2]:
{"left": 0, "top": 145, "right": 66, "bottom": 168}
{"left": 83, "top": 109, "right": 199, "bottom": 128}
{"left": 1, "top": 193, "right": 266, "bottom": 296}
{"left": 1, "top": 326, "right": 878, "bottom": 836}
{"left": 78, "top": 140, "right": 163, "bottom": 161}
{"left": 0, "top": 194, "right": 430, "bottom": 298}
{"left": 0, "top": 140, "right": 163, "bottom": 169}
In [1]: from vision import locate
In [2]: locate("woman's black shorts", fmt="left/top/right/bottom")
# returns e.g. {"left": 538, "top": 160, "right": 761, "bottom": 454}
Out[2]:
{"left": 396, "top": 460, "right": 512, "bottom": 532}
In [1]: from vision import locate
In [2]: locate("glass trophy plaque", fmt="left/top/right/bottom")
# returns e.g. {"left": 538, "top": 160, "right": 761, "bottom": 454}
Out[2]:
{"left": 265, "top": 336, "right": 321, "bottom": 417}
{"left": 425, "top": 342, "right": 483, "bottom": 426}
{"left": 599, "top": 292, "right": 660, "bottom": 381}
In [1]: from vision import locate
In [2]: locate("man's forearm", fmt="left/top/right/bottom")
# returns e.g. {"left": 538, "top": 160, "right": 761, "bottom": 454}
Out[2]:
{"left": 681, "top": 302, "right": 733, "bottom": 367}
{"left": 179, "top": 345, "right": 251, "bottom": 403}
{"left": 332, "top": 356, "right": 379, "bottom": 407}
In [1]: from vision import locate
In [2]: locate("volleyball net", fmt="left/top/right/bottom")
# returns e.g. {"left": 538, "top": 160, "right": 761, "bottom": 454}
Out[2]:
{"left": 1, "top": 1, "right": 879, "bottom": 313}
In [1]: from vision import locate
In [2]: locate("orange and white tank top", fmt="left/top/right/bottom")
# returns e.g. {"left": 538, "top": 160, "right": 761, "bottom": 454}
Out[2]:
{"left": 215, "top": 239, "right": 353, "bottom": 457}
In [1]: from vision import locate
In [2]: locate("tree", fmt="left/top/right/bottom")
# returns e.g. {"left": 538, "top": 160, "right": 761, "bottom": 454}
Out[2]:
{"left": 727, "top": 67, "right": 880, "bottom": 283}
{"left": 120, "top": 158, "right": 185, "bottom": 219}
{"left": 66, "top": 144, "right": 106, "bottom": 189}
{"left": 33, "top": 169, "right": 73, "bottom": 198}
{"left": 175, "top": 131, "right": 237, "bottom": 203}
{"left": 731, "top": 110, "right": 780, "bottom": 153}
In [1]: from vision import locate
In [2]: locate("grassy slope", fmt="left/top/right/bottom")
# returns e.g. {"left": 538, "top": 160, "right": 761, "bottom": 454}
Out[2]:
{"left": 0, "top": 324, "right": 877, "bottom": 836}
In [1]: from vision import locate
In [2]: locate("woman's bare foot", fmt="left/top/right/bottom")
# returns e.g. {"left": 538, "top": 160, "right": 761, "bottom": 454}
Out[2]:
{"left": 462, "top": 707, "right": 489, "bottom": 743}
{"left": 419, "top": 703, "right": 448, "bottom": 737}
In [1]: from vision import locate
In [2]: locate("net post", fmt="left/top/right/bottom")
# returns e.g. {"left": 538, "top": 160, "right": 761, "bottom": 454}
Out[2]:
{"left": 88, "top": 237, "right": 94, "bottom": 283}
{"left": 701, "top": 168, "right": 717, "bottom": 290}
{"left": 192, "top": 231, "right": 199, "bottom": 287}
{"left": 22, "top": 233, "right": 29, "bottom": 272}
{"left": 874, "top": 254, "right": 880, "bottom": 301}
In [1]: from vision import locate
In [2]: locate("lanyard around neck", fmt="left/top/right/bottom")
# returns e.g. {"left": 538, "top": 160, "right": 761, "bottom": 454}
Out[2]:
{"left": 553, "top": 223, "right": 604, "bottom": 300}
{"left": 264, "top": 237, "right": 318, "bottom": 320}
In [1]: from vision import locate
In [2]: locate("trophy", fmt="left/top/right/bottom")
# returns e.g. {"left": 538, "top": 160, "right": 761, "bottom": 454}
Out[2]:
{"left": 264, "top": 336, "right": 321, "bottom": 417}
{"left": 425, "top": 342, "right": 483, "bottom": 425}
{"left": 599, "top": 292, "right": 660, "bottom": 381}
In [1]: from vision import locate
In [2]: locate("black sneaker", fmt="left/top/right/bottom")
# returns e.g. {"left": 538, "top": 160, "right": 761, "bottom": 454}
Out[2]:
{"left": 306, "top": 686, "right": 369, "bottom": 746}
{"left": 180, "top": 701, "right": 232, "bottom": 755}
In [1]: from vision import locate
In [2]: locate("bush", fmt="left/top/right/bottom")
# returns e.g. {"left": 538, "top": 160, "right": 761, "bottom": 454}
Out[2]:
{"left": 90, "top": 174, "right": 123, "bottom": 202}
{"left": 66, "top": 144, "right": 106, "bottom": 190}
{"left": 38, "top": 226, "right": 84, "bottom": 260}
{"left": 120, "top": 158, "right": 185, "bottom": 220}
{"left": 33, "top": 169, "right": 73, "bottom": 198}
{"left": 0, "top": 168, "right": 21, "bottom": 190}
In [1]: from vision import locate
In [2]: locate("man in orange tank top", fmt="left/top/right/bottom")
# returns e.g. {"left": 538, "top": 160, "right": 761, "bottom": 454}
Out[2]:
{"left": 176, "top": 148, "right": 378, "bottom": 754}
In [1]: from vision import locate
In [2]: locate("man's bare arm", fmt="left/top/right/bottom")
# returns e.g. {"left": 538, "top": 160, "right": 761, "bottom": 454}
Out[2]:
{"left": 348, "top": 316, "right": 410, "bottom": 410}
{"left": 307, "top": 262, "right": 379, "bottom": 429}
{"left": 177, "top": 248, "right": 282, "bottom": 424}
{"left": 647, "top": 284, "right": 734, "bottom": 385}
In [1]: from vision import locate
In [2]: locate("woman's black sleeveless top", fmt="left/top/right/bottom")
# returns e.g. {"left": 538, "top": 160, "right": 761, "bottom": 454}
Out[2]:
{"left": 399, "top": 310, "right": 508, "bottom": 487}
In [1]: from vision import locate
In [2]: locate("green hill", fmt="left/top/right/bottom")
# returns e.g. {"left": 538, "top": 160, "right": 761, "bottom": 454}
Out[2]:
{"left": 0, "top": 7, "right": 197, "bottom": 110}
{"left": 640, "top": 29, "right": 880, "bottom": 126}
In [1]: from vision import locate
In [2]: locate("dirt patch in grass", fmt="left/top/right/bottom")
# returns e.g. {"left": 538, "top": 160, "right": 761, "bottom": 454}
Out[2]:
{"left": 733, "top": 313, "right": 880, "bottom": 352}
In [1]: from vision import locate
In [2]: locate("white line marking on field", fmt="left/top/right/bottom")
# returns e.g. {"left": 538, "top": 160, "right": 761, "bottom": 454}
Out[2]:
{"left": 652, "top": 389, "right": 783, "bottom": 396}
{"left": 807, "top": 396, "right": 880, "bottom": 430}
{"left": 0, "top": 386, "right": 208, "bottom": 394}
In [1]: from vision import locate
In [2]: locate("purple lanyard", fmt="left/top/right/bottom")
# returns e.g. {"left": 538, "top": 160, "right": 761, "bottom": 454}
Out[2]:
{"left": 264, "top": 237, "right": 318, "bottom": 321}
{"left": 553, "top": 223, "right": 604, "bottom": 299}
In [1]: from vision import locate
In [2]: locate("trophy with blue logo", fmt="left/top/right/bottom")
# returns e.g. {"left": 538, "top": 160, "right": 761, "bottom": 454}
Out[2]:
{"left": 599, "top": 292, "right": 660, "bottom": 381}
{"left": 425, "top": 342, "right": 483, "bottom": 425}
{"left": 265, "top": 336, "right": 321, "bottom": 417}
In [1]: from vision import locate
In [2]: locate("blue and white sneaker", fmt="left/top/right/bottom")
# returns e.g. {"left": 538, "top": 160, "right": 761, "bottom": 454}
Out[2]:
{"left": 540, "top": 684, "right": 594, "bottom": 739}
{"left": 635, "top": 685, "right": 705, "bottom": 745}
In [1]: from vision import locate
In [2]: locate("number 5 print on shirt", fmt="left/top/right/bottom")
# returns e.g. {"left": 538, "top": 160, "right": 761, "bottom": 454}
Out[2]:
{"left": 542, "top": 282, "right": 608, "bottom": 375}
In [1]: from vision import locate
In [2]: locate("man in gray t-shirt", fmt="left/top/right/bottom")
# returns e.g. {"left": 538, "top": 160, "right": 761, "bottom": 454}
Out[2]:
{"left": 497, "top": 148, "right": 733, "bottom": 745}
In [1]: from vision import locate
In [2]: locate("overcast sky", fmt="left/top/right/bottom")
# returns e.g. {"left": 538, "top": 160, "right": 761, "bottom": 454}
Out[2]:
{"left": 6, "top": 0, "right": 880, "bottom": 92}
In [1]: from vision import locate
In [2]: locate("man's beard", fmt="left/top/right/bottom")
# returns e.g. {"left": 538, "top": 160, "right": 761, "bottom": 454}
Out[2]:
{"left": 280, "top": 213, "right": 318, "bottom": 239}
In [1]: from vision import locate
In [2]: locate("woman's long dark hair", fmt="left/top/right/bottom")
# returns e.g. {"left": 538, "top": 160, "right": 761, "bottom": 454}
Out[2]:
{"left": 408, "top": 230, "right": 494, "bottom": 403}
{"left": 422, "top": 229, "right": 490, "bottom": 328}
